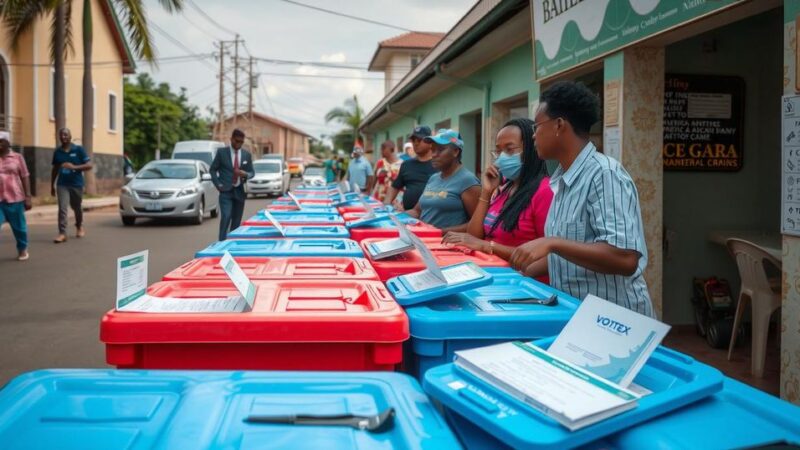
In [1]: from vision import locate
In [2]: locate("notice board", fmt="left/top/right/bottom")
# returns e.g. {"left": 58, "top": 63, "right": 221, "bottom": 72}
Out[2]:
{"left": 782, "top": 95, "right": 800, "bottom": 237}
{"left": 663, "top": 74, "right": 745, "bottom": 171}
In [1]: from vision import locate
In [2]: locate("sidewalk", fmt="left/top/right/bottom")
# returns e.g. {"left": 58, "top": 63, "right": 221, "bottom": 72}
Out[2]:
{"left": 27, "top": 196, "right": 118, "bottom": 222}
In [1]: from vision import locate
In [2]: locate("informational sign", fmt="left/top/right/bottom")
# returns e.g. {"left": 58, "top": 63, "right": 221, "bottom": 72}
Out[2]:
{"left": 531, "top": 0, "right": 746, "bottom": 79}
{"left": 782, "top": 95, "right": 800, "bottom": 236}
{"left": 662, "top": 74, "right": 744, "bottom": 171}
{"left": 604, "top": 80, "right": 620, "bottom": 126}
{"left": 116, "top": 250, "right": 148, "bottom": 309}
{"left": 603, "top": 127, "right": 621, "bottom": 161}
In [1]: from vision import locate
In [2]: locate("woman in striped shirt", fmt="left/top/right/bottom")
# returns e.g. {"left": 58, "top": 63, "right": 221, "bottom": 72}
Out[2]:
{"left": 509, "top": 81, "right": 654, "bottom": 317}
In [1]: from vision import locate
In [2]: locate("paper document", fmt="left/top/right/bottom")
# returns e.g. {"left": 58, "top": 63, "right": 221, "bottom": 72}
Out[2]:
{"left": 220, "top": 251, "right": 256, "bottom": 309}
{"left": 400, "top": 263, "right": 485, "bottom": 292}
{"left": 548, "top": 295, "right": 670, "bottom": 387}
{"left": 405, "top": 230, "right": 445, "bottom": 281}
{"left": 359, "top": 195, "right": 377, "bottom": 219}
{"left": 286, "top": 192, "right": 304, "bottom": 210}
{"left": 116, "top": 250, "right": 148, "bottom": 310}
{"left": 454, "top": 341, "right": 639, "bottom": 431}
{"left": 117, "top": 294, "right": 248, "bottom": 313}
{"left": 259, "top": 210, "right": 287, "bottom": 236}
{"left": 368, "top": 238, "right": 415, "bottom": 259}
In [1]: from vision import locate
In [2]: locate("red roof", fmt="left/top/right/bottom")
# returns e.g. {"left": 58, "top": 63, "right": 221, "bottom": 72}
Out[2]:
{"left": 378, "top": 32, "right": 445, "bottom": 49}
{"left": 223, "top": 112, "right": 313, "bottom": 138}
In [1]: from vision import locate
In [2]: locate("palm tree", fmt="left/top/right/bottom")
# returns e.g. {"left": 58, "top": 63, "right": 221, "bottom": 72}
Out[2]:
{"left": 325, "top": 95, "right": 364, "bottom": 152}
{"left": 1, "top": 0, "right": 72, "bottom": 143}
{"left": 81, "top": 0, "right": 184, "bottom": 193}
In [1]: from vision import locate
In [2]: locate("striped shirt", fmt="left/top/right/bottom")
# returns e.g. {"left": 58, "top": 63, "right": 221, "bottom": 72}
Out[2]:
{"left": 545, "top": 142, "right": 654, "bottom": 317}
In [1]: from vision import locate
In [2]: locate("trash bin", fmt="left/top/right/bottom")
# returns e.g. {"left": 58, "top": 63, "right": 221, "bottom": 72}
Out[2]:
{"left": 360, "top": 237, "right": 509, "bottom": 282}
{"left": 162, "top": 257, "right": 380, "bottom": 281}
{"left": 196, "top": 239, "right": 364, "bottom": 258}
{"left": 0, "top": 369, "right": 461, "bottom": 449}
{"left": 243, "top": 212, "right": 344, "bottom": 226}
{"left": 227, "top": 225, "right": 350, "bottom": 239}
{"left": 404, "top": 267, "right": 580, "bottom": 381}
{"left": 101, "top": 279, "right": 408, "bottom": 371}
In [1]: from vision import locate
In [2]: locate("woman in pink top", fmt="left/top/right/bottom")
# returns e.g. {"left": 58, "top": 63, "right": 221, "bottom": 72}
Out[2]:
{"left": 442, "top": 118, "right": 553, "bottom": 281}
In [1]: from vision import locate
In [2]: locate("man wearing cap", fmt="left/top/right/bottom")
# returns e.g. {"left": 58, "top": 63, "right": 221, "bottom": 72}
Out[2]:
{"left": 51, "top": 128, "right": 93, "bottom": 243}
{"left": 385, "top": 125, "right": 438, "bottom": 211}
{"left": 399, "top": 142, "right": 415, "bottom": 161}
{"left": 346, "top": 147, "right": 374, "bottom": 192}
{"left": 0, "top": 131, "right": 32, "bottom": 260}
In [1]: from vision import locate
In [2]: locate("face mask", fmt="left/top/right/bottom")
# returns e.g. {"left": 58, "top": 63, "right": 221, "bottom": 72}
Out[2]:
{"left": 494, "top": 152, "right": 522, "bottom": 181}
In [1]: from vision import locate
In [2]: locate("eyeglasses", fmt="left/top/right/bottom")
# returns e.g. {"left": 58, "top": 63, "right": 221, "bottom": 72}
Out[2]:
{"left": 532, "top": 117, "right": 558, "bottom": 132}
{"left": 490, "top": 146, "right": 523, "bottom": 159}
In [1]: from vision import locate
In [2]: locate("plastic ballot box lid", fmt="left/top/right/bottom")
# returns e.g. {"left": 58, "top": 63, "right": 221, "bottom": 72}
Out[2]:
{"left": 228, "top": 225, "right": 350, "bottom": 239}
{"left": 342, "top": 211, "right": 416, "bottom": 223}
{"left": 589, "top": 377, "right": 800, "bottom": 450}
{"left": 266, "top": 207, "right": 339, "bottom": 215}
{"left": 162, "top": 257, "right": 380, "bottom": 281}
{"left": 0, "top": 369, "right": 460, "bottom": 450}
{"left": 361, "top": 237, "right": 508, "bottom": 281}
{"left": 423, "top": 337, "right": 724, "bottom": 450}
{"left": 102, "top": 279, "right": 407, "bottom": 344}
{"left": 348, "top": 220, "right": 442, "bottom": 243}
{"left": 270, "top": 202, "right": 336, "bottom": 209}
{"left": 243, "top": 212, "right": 344, "bottom": 226}
{"left": 275, "top": 197, "right": 332, "bottom": 204}
{"left": 196, "top": 239, "right": 364, "bottom": 258}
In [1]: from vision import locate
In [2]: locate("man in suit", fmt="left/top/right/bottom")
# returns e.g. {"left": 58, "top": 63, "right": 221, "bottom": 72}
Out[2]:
{"left": 211, "top": 129, "right": 255, "bottom": 240}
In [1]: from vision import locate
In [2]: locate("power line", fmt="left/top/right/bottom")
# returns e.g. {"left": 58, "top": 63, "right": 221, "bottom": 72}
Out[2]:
{"left": 180, "top": 10, "right": 224, "bottom": 42}
{"left": 259, "top": 71, "right": 382, "bottom": 81}
{"left": 252, "top": 56, "right": 367, "bottom": 70}
{"left": 186, "top": 0, "right": 237, "bottom": 36}
{"left": 150, "top": 22, "right": 217, "bottom": 71}
{"left": 278, "top": 0, "right": 412, "bottom": 32}
{"left": 3, "top": 53, "right": 214, "bottom": 67}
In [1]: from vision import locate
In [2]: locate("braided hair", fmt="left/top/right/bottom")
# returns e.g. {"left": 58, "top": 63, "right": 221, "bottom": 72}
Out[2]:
{"left": 487, "top": 118, "right": 547, "bottom": 236}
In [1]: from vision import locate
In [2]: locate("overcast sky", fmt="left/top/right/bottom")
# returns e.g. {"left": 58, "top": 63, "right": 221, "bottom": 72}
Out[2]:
{"left": 140, "top": 0, "right": 475, "bottom": 143}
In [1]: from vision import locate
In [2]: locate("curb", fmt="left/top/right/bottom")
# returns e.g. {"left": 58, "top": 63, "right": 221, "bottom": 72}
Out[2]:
{"left": 27, "top": 198, "right": 119, "bottom": 221}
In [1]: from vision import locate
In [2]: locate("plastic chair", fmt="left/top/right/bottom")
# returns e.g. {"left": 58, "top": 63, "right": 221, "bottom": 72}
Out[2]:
{"left": 726, "top": 238, "right": 782, "bottom": 377}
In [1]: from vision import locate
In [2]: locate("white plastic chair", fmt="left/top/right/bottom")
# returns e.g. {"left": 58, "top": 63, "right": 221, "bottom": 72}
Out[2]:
{"left": 726, "top": 238, "right": 782, "bottom": 377}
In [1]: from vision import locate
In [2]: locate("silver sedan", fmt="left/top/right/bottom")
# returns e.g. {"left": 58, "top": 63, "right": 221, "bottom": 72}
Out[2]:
{"left": 119, "top": 160, "right": 220, "bottom": 226}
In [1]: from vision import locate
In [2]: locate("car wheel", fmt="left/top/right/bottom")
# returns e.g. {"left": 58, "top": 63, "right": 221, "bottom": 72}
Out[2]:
{"left": 210, "top": 205, "right": 219, "bottom": 218}
{"left": 192, "top": 199, "right": 204, "bottom": 225}
{"left": 121, "top": 216, "right": 136, "bottom": 226}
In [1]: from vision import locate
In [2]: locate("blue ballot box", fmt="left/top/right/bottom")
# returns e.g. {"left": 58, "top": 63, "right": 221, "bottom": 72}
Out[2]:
{"left": 0, "top": 369, "right": 461, "bottom": 450}
{"left": 228, "top": 225, "right": 350, "bottom": 239}
{"left": 423, "top": 337, "right": 724, "bottom": 450}
{"left": 196, "top": 238, "right": 364, "bottom": 258}
{"left": 404, "top": 267, "right": 580, "bottom": 381}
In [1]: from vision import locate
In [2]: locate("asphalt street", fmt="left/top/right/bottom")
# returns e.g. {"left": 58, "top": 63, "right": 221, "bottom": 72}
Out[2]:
{"left": 0, "top": 191, "right": 274, "bottom": 386}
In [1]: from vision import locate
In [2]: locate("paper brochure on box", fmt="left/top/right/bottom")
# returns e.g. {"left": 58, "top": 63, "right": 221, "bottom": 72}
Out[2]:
{"left": 258, "top": 210, "right": 287, "bottom": 236}
{"left": 286, "top": 192, "right": 304, "bottom": 210}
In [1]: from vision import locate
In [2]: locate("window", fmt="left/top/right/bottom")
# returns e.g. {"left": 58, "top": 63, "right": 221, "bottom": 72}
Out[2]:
{"left": 410, "top": 54, "right": 423, "bottom": 69}
{"left": 434, "top": 119, "right": 451, "bottom": 131}
{"left": 108, "top": 91, "right": 117, "bottom": 132}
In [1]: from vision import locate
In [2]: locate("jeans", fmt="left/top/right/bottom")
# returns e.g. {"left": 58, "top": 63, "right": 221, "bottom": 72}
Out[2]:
{"left": 57, "top": 185, "right": 83, "bottom": 234}
{"left": 0, "top": 201, "right": 28, "bottom": 252}
{"left": 218, "top": 186, "right": 246, "bottom": 241}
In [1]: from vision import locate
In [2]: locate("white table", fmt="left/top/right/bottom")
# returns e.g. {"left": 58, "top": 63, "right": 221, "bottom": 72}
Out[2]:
{"left": 708, "top": 230, "right": 783, "bottom": 261}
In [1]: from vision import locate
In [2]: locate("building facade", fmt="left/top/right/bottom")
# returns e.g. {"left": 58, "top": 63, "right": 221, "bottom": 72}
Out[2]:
{"left": 362, "top": 0, "right": 800, "bottom": 403}
{"left": 0, "top": 0, "right": 134, "bottom": 196}
{"left": 213, "top": 111, "right": 311, "bottom": 159}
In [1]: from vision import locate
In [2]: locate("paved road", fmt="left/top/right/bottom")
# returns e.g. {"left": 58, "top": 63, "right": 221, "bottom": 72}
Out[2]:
{"left": 0, "top": 190, "right": 281, "bottom": 385}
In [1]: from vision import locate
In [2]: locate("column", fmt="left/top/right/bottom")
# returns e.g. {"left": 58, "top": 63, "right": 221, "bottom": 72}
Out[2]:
{"left": 603, "top": 48, "right": 665, "bottom": 319}
{"left": 782, "top": 0, "right": 800, "bottom": 405}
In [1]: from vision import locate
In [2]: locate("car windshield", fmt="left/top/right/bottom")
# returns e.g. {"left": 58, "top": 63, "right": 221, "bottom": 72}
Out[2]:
{"left": 138, "top": 163, "right": 197, "bottom": 180}
{"left": 304, "top": 167, "right": 324, "bottom": 176}
{"left": 254, "top": 162, "right": 280, "bottom": 174}
{"left": 173, "top": 152, "right": 213, "bottom": 166}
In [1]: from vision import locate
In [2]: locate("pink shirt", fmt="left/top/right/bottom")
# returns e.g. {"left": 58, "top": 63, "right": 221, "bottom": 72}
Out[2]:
{"left": 483, "top": 177, "right": 553, "bottom": 247}
{"left": 0, "top": 151, "right": 30, "bottom": 203}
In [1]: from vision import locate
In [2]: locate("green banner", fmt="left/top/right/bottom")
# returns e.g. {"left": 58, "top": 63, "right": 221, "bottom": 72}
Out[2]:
{"left": 532, "top": 0, "right": 747, "bottom": 79}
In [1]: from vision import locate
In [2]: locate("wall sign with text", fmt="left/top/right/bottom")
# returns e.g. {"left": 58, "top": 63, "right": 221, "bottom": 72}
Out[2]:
{"left": 662, "top": 74, "right": 744, "bottom": 172}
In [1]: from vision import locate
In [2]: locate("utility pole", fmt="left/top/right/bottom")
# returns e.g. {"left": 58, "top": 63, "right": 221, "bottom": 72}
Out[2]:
{"left": 233, "top": 35, "right": 240, "bottom": 129}
{"left": 217, "top": 41, "right": 225, "bottom": 141}
{"left": 248, "top": 57, "right": 254, "bottom": 122}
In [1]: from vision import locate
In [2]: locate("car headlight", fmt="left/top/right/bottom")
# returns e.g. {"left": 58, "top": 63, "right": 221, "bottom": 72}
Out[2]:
{"left": 177, "top": 186, "right": 199, "bottom": 197}
{"left": 121, "top": 186, "right": 133, "bottom": 197}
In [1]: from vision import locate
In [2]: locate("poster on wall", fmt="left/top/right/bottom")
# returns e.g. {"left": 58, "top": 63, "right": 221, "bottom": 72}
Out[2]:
{"left": 531, "top": 0, "right": 747, "bottom": 79}
{"left": 662, "top": 74, "right": 744, "bottom": 172}
{"left": 782, "top": 95, "right": 800, "bottom": 237}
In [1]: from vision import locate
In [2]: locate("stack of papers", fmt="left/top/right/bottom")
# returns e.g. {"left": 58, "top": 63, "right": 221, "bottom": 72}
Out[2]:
{"left": 454, "top": 295, "right": 670, "bottom": 431}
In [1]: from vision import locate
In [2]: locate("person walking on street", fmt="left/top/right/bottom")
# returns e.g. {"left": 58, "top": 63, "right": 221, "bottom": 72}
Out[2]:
{"left": 346, "top": 147, "right": 374, "bottom": 192}
{"left": 372, "top": 140, "right": 401, "bottom": 202}
{"left": 385, "top": 126, "right": 438, "bottom": 211}
{"left": 0, "top": 132, "right": 32, "bottom": 260}
{"left": 51, "top": 128, "right": 92, "bottom": 243}
{"left": 211, "top": 129, "right": 255, "bottom": 241}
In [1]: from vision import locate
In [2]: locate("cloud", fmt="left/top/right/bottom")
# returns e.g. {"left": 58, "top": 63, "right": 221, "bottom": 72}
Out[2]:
{"left": 320, "top": 52, "right": 348, "bottom": 63}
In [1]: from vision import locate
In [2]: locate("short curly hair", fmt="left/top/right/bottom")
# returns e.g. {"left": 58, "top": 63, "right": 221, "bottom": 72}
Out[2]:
{"left": 540, "top": 81, "right": 599, "bottom": 135}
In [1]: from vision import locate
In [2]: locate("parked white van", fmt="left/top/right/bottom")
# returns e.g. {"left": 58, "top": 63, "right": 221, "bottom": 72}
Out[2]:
{"left": 171, "top": 140, "right": 226, "bottom": 166}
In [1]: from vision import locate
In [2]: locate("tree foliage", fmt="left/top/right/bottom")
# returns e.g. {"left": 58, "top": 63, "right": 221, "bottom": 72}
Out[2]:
{"left": 123, "top": 73, "right": 208, "bottom": 168}
{"left": 325, "top": 95, "right": 363, "bottom": 153}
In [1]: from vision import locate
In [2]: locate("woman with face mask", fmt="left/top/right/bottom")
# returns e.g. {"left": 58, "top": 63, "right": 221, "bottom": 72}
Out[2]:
{"left": 442, "top": 118, "right": 553, "bottom": 277}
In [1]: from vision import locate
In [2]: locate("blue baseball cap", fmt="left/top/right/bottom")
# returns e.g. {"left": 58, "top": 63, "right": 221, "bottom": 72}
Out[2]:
{"left": 424, "top": 128, "right": 463, "bottom": 149}
{"left": 410, "top": 125, "right": 432, "bottom": 139}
